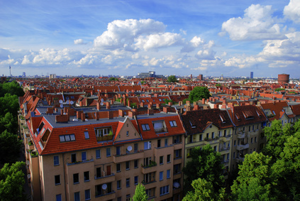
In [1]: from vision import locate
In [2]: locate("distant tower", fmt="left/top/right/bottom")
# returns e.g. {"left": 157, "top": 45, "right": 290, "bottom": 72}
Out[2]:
{"left": 278, "top": 74, "right": 289, "bottom": 84}
{"left": 250, "top": 72, "right": 253, "bottom": 79}
{"left": 190, "top": 74, "right": 192, "bottom": 79}
{"left": 9, "top": 66, "right": 11, "bottom": 76}
{"left": 198, "top": 74, "right": 203, "bottom": 80}
{"left": 22, "top": 72, "right": 26, "bottom": 78}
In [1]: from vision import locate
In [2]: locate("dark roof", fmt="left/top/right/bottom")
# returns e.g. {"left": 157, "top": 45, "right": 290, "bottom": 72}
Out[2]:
{"left": 228, "top": 105, "right": 267, "bottom": 126}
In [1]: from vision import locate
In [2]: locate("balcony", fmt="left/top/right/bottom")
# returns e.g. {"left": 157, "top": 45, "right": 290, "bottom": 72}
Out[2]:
{"left": 237, "top": 133, "right": 245, "bottom": 139}
{"left": 94, "top": 173, "right": 115, "bottom": 184}
{"left": 204, "top": 138, "right": 219, "bottom": 145}
{"left": 96, "top": 135, "right": 113, "bottom": 142}
{"left": 113, "top": 150, "right": 144, "bottom": 163}
{"left": 219, "top": 147, "right": 230, "bottom": 154}
{"left": 95, "top": 191, "right": 115, "bottom": 200}
{"left": 236, "top": 143, "right": 249, "bottom": 150}
{"left": 236, "top": 157, "right": 245, "bottom": 163}
{"left": 67, "top": 159, "right": 94, "bottom": 166}
{"left": 141, "top": 162, "right": 157, "bottom": 174}
{"left": 142, "top": 180, "right": 157, "bottom": 188}
{"left": 221, "top": 160, "right": 229, "bottom": 165}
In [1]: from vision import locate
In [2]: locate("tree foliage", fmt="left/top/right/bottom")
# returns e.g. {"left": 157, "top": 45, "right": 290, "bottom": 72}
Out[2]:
{"left": 183, "top": 178, "right": 226, "bottom": 201}
{"left": 109, "top": 77, "right": 118, "bottom": 81}
{"left": 0, "top": 130, "right": 22, "bottom": 164}
{"left": 188, "top": 86, "right": 211, "bottom": 103}
{"left": 131, "top": 184, "right": 148, "bottom": 201}
{"left": 0, "top": 161, "right": 27, "bottom": 201}
{"left": 0, "top": 81, "right": 24, "bottom": 97}
{"left": 183, "top": 144, "right": 224, "bottom": 194}
{"left": 167, "top": 75, "right": 177, "bottom": 82}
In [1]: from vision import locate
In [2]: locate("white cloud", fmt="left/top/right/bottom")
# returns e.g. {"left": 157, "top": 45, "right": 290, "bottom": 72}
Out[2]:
{"left": 221, "top": 4, "right": 286, "bottom": 40}
{"left": 74, "top": 39, "right": 86, "bottom": 45}
{"left": 284, "top": 0, "right": 300, "bottom": 23}
{"left": 191, "top": 67, "right": 207, "bottom": 70}
{"left": 134, "top": 32, "right": 183, "bottom": 51}
{"left": 94, "top": 19, "right": 166, "bottom": 50}
{"left": 224, "top": 56, "right": 265, "bottom": 68}
{"left": 21, "top": 55, "right": 31, "bottom": 65}
{"left": 269, "top": 60, "right": 295, "bottom": 68}
{"left": 195, "top": 49, "right": 216, "bottom": 60}
{"left": 0, "top": 55, "right": 14, "bottom": 65}
{"left": 181, "top": 36, "right": 205, "bottom": 52}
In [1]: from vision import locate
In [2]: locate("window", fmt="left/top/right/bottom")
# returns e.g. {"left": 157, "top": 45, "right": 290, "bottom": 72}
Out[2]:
{"left": 234, "top": 140, "right": 236, "bottom": 146}
{"left": 212, "top": 132, "right": 215, "bottom": 139}
{"left": 142, "top": 124, "right": 150, "bottom": 131}
{"left": 233, "top": 152, "right": 235, "bottom": 159}
{"left": 73, "top": 173, "right": 79, "bottom": 184}
{"left": 255, "top": 137, "right": 257, "bottom": 143}
{"left": 116, "top": 147, "right": 121, "bottom": 156}
{"left": 169, "top": 120, "right": 177, "bottom": 127}
{"left": 126, "top": 131, "right": 129, "bottom": 137}
{"left": 117, "top": 180, "right": 121, "bottom": 189}
{"left": 126, "top": 194, "right": 130, "bottom": 201}
{"left": 85, "top": 189, "right": 90, "bottom": 200}
{"left": 134, "top": 143, "right": 138, "bottom": 152}
{"left": 214, "top": 146, "right": 217, "bottom": 152}
{"left": 160, "top": 185, "right": 169, "bottom": 196}
{"left": 95, "top": 127, "right": 112, "bottom": 137}
{"left": 96, "top": 167, "right": 101, "bottom": 178}
{"left": 251, "top": 138, "right": 253, "bottom": 144}
{"left": 173, "top": 135, "right": 181, "bottom": 144}
{"left": 144, "top": 141, "right": 151, "bottom": 150}
{"left": 167, "top": 170, "right": 170, "bottom": 179}
{"left": 199, "top": 134, "right": 203, "bottom": 141}
{"left": 82, "top": 152, "right": 87, "bottom": 161}
{"left": 224, "top": 130, "right": 227, "bottom": 136}
{"left": 59, "top": 134, "right": 76, "bottom": 142}
{"left": 71, "top": 153, "right": 76, "bottom": 163}
{"left": 157, "top": 139, "right": 161, "bottom": 148}
{"left": 84, "top": 131, "right": 89, "bottom": 139}
{"left": 74, "top": 192, "right": 80, "bottom": 201}
{"left": 56, "top": 194, "right": 62, "bottom": 201}
{"left": 96, "top": 149, "right": 100, "bottom": 159}
{"left": 165, "top": 139, "right": 168, "bottom": 146}
{"left": 160, "top": 156, "right": 163, "bottom": 165}
{"left": 134, "top": 176, "right": 138, "bottom": 185}
{"left": 219, "top": 131, "right": 222, "bottom": 137}
{"left": 153, "top": 120, "right": 167, "bottom": 133}
{"left": 159, "top": 171, "right": 163, "bottom": 181}
{"left": 206, "top": 133, "right": 209, "bottom": 139}
{"left": 126, "top": 178, "right": 130, "bottom": 188}
{"left": 174, "top": 164, "right": 181, "bottom": 175}
{"left": 134, "top": 160, "right": 138, "bottom": 168}
{"left": 167, "top": 154, "right": 171, "bottom": 163}
{"left": 117, "top": 163, "right": 121, "bottom": 172}
{"left": 174, "top": 149, "right": 181, "bottom": 159}
{"left": 106, "top": 148, "right": 111, "bottom": 157}
{"left": 55, "top": 175, "right": 60, "bottom": 185}
{"left": 84, "top": 171, "right": 89, "bottom": 182}
{"left": 54, "top": 156, "right": 59, "bottom": 166}
{"left": 126, "top": 161, "right": 130, "bottom": 170}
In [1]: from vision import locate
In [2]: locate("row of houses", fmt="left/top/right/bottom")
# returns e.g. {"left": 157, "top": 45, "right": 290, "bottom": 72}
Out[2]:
{"left": 19, "top": 91, "right": 300, "bottom": 201}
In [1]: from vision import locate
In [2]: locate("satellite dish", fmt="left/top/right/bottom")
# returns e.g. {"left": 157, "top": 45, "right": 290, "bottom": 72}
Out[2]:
{"left": 100, "top": 102, "right": 104, "bottom": 106}
{"left": 101, "top": 98, "right": 104, "bottom": 102}
{"left": 173, "top": 182, "right": 180, "bottom": 189}
{"left": 59, "top": 100, "right": 63, "bottom": 104}
{"left": 127, "top": 146, "right": 132, "bottom": 152}
{"left": 102, "top": 184, "right": 107, "bottom": 190}
{"left": 70, "top": 101, "right": 74, "bottom": 105}
{"left": 60, "top": 104, "right": 63, "bottom": 108}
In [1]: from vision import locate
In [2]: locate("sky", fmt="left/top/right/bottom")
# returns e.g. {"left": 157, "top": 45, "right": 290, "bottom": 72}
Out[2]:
{"left": 0, "top": 0, "right": 300, "bottom": 78}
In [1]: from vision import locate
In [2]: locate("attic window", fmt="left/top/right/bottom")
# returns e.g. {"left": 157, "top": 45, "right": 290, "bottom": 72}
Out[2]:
{"left": 37, "top": 122, "right": 45, "bottom": 134}
{"left": 170, "top": 121, "right": 177, "bottom": 127}
{"left": 142, "top": 124, "right": 150, "bottom": 131}
{"left": 273, "top": 111, "right": 276, "bottom": 115}
{"left": 84, "top": 131, "right": 89, "bottom": 139}
{"left": 243, "top": 111, "right": 254, "bottom": 120}
{"left": 153, "top": 121, "right": 167, "bottom": 133}
{"left": 153, "top": 99, "right": 155, "bottom": 102}
{"left": 42, "top": 129, "right": 50, "bottom": 142}
{"left": 159, "top": 99, "right": 162, "bottom": 101}
{"left": 189, "top": 120, "right": 196, "bottom": 129}
{"left": 59, "top": 134, "right": 76, "bottom": 142}
{"left": 219, "top": 114, "right": 226, "bottom": 123}
{"left": 235, "top": 114, "right": 241, "bottom": 121}
{"left": 146, "top": 100, "right": 149, "bottom": 102}
{"left": 142, "top": 100, "right": 145, "bottom": 103}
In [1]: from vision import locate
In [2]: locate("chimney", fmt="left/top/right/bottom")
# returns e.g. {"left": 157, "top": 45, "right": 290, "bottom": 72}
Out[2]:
{"left": 128, "top": 111, "right": 134, "bottom": 119}
{"left": 97, "top": 102, "right": 101, "bottom": 111}
{"left": 168, "top": 102, "right": 172, "bottom": 106}
{"left": 147, "top": 109, "right": 154, "bottom": 115}
{"left": 140, "top": 102, "right": 144, "bottom": 108}
{"left": 108, "top": 111, "right": 113, "bottom": 119}
{"left": 47, "top": 108, "right": 53, "bottom": 114}
{"left": 156, "top": 103, "right": 160, "bottom": 109}
{"left": 193, "top": 104, "right": 199, "bottom": 110}
{"left": 81, "top": 113, "right": 86, "bottom": 122}
{"left": 60, "top": 109, "right": 63, "bottom": 115}
{"left": 186, "top": 106, "right": 191, "bottom": 111}
{"left": 163, "top": 107, "right": 170, "bottom": 113}
{"left": 214, "top": 104, "right": 218, "bottom": 109}
{"left": 202, "top": 98, "right": 205, "bottom": 104}
{"left": 110, "top": 99, "right": 114, "bottom": 104}
{"left": 106, "top": 102, "right": 110, "bottom": 109}
{"left": 127, "top": 99, "right": 131, "bottom": 107}
{"left": 186, "top": 101, "right": 190, "bottom": 106}
{"left": 76, "top": 111, "right": 82, "bottom": 119}
{"left": 55, "top": 115, "right": 69, "bottom": 123}
{"left": 95, "top": 112, "right": 99, "bottom": 120}
{"left": 178, "top": 101, "right": 182, "bottom": 106}
{"left": 119, "top": 109, "right": 124, "bottom": 117}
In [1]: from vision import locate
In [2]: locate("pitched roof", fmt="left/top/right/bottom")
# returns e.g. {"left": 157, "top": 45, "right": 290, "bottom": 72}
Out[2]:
{"left": 181, "top": 109, "right": 233, "bottom": 135}
{"left": 228, "top": 105, "right": 267, "bottom": 126}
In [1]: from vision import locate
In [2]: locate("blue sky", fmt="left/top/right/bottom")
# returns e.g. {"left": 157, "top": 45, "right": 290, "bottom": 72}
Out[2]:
{"left": 1, "top": 0, "right": 300, "bottom": 78}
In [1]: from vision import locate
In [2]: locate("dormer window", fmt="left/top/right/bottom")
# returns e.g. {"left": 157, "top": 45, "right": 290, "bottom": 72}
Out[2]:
{"left": 169, "top": 121, "right": 177, "bottom": 127}
{"left": 59, "top": 134, "right": 76, "bottom": 142}
{"left": 219, "top": 114, "right": 226, "bottom": 123}
{"left": 235, "top": 114, "right": 241, "bottom": 121}
{"left": 142, "top": 100, "right": 145, "bottom": 103}
{"left": 146, "top": 100, "right": 149, "bottom": 102}
{"left": 153, "top": 120, "right": 167, "bottom": 133}
{"left": 37, "top": 122, "right": 45, "bottom": 134}
{"left": 189, "top": 120, "right": 196, "bottom": 129}
{"left": 159, "top": 99, "right": 162, "bottom": 101}
{"left": 142, "top": 124, "right": 150, "bottom": 131}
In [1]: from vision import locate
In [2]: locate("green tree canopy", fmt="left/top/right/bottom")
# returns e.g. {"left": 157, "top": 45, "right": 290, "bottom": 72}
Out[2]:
{"left": 0, "top": 161, "right": 27, "bottom": 201}
{"left": 167, "top": 75, "right": 177, "bottom": 82}
{"left": 0, "top": 81, "right": 24, "bottom": 97}
{"left": 183, "top": 178, "right": 226, "bottom": 201}
{"left": 109, "top": 77, "right": 118, "bottom": 81}
{"left": 0, "top": 130, "right": 22, "bottom": 164}
{"left": 231, "top": 152, "right": 277, "bottom": 201}
{"left": 131, "top": 184, "right": 148, "bottom": 201}
{"left": 188, "top": 86, "right": 211, "bottom": 103}
{"left": 183, "top": 144, "right": 224, "bottom": 194}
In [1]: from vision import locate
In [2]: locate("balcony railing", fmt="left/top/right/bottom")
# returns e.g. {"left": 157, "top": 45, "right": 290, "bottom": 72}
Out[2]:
{"left": 97, "top": 135, "right": 113, "bottom": 142}
{"left": 236, "top": 143, "right": 249, "bottom": 150}
{"left": 219, "top": 147, "right": 230, "bottom": 152}
{"left": 154, "top": 127, "right": 168, "bottom": 133}
{"left": 237, "top": 133, "right": 245, "bottom": 139}
{"left": 67, "top": 159, "right": 94, "bottom": 166}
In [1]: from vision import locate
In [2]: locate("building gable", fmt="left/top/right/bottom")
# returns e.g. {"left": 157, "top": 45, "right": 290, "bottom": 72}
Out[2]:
{"left": 114, "top": 117, "right": 141, "bottom": 143}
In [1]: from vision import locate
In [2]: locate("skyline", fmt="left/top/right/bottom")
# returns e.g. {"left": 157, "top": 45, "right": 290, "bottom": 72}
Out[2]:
{"left": 1, "top": 0, "right": 300, "bottom": 77}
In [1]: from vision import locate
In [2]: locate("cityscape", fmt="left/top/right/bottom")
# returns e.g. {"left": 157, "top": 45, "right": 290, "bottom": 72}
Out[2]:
{"left": 1, "top": 0, "right": 300, "bottom": 201}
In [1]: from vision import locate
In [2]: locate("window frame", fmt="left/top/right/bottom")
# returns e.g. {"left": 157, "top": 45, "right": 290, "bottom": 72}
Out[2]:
{"left": 55, "top": 175, "right": 60, "bottom": 185}
{"left": 54, "top": 156, "right": 59, "bottom": 166}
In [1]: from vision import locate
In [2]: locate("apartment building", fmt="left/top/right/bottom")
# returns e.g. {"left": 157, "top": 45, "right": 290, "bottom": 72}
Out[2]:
{"left": 227, "top": 105, "right": 267, "bottom": 171}
{"left": 180, "top": 109, "right": 234, "bottom": 179}
{"left": 21, "top": 98, "right": 185, "bottom": 201}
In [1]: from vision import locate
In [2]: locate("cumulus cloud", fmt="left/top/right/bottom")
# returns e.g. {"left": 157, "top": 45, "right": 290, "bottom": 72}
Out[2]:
{"left": 195, "top": 49, "right": 216, "bottom": 60}
{"left": 284, "top": 0, "right": 300, "bottom": 23}
{"left": 74, "top": 39, "right": 86, "bottom": 45}
{"left": 224, "top": 56, "right": 265, "bottom": 68}
{"left": 181, "top": 36, "right": 205, "bottom": 52}
{"left": 221, "top": 4, "right": 286, "bottom": 40}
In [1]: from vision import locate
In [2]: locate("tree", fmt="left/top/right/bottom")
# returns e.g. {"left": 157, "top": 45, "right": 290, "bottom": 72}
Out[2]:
{"left": 231, "top": 152, "right": 277, "bottom": 201}
{"left": 109, "top": 77, "right": 118, "bottom": 81}
{"left": 0, "top": 130, "right": 22, "bottom": 164}
{"left": 183, "top": 178, "right": 226, "bottom": 201}
{"left": 0, "top": 112, "right": 18, "bottom": 134}
{"left": 183, "top": 144, "right": 224, "bottom": 194}
{"left": 131, "top": 184, "right": 148, "bottom": 201}
{"left": 0, "top": 161, "right": 27, "bottom": 201}
{"left": 188, "top": 87, "right": 211, "bottom": 103}
{"left": 275, "top": 88, "right": 285, "bottom": 92}
{"left": 0, "top": 93, "right": 20, "bottom": 117}
{"left": 167, "top": 75, "right": 177, "bottom": 82}
{"left": 0, "top": 81, "right": 24, "bottom": 97}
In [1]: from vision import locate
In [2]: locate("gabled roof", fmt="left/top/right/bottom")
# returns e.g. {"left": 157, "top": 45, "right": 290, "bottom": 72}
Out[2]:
{"left": 291, "top": 104, "right": 300, "bottom": 116}
{"left": 260, "top": 101, "right": 290, "bottom": 121}
{"left": 181, "top": 109, "right": 233, "bottom": 135}
{"left": 228, "top": 105, "right": 267, "bottom": 126}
